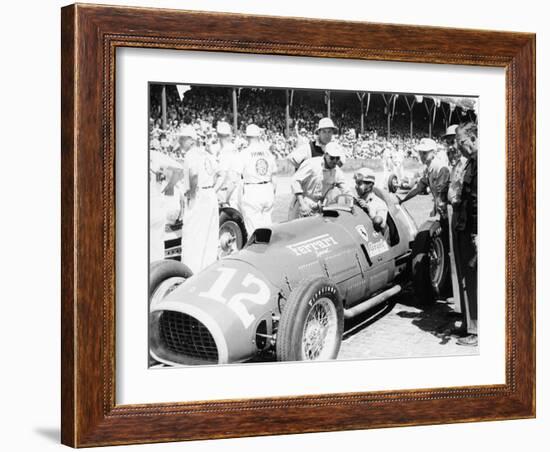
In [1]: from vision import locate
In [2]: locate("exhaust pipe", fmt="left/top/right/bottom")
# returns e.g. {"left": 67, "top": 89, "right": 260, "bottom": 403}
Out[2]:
{"left": 344, "top": 285, "right": 401, "bottom": 319}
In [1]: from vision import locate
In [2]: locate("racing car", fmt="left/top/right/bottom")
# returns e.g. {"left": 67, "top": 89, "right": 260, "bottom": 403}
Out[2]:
{"left": 149, "top": 188, "right": 450, "bottom": 366}
{"left": 164, "top": 205, "right": 248, "bottom": 260}
{"left": 382, "top": 168, "right": 423, "bottom": 193}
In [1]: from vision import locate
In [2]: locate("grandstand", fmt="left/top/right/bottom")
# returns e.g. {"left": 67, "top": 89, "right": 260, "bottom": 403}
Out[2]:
{"left": 149, "top": 83, "right": 477, "bottom": 162}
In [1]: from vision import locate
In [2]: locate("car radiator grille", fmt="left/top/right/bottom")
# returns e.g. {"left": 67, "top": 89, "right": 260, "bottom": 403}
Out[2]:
{"left": 157, "top": 311, "right": 219, "bottom": 365}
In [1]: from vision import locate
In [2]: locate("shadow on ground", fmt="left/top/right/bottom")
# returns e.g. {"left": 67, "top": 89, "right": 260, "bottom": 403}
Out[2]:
{"left": 393, "top": 289, "right": 464, "bottom": 345}
{"left": 342, "top": 301, "right": 396, "bottom": 340}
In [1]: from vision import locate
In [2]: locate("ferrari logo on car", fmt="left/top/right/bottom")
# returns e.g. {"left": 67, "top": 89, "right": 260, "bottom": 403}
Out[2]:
{"left": 286, "top": 234, "right": 338, "bottom": 256}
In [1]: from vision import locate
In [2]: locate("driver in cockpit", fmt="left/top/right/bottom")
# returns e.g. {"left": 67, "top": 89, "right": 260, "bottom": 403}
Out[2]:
{"left": 354, "top": 167, "right": 388, "bottom": 233}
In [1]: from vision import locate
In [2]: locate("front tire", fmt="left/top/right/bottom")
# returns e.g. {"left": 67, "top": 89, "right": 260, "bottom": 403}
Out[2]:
{"left": 149, "top": 260, "right": 193, "bottom": 300}
{"left": 276, "top": 277, "right": 344, "bottom": 362}
{"left": 149, "top": 260, "right": 193, "bottom": 366}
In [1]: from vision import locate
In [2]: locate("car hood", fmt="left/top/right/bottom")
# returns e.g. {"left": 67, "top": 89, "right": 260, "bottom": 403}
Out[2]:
{"left": 150, "top": 259, "right": 278, "bottom": 365}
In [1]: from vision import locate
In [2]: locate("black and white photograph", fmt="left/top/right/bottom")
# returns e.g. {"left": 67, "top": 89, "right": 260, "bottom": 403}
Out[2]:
{"left": 148, "top": 83, "right": 479, "bottom": 367}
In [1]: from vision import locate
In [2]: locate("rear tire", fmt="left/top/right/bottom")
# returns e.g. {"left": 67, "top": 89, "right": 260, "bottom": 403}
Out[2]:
{"left": 387, "top": 173, "right": 399, "bottom": 193}
{"left": 219, "top": 208, "right": 247, "bottom": 257}
{"left": 411, "top": 224, "right": 450, "bottom": 305}
{"left": 276, "top": 277, "right": 344, "bottom": 362}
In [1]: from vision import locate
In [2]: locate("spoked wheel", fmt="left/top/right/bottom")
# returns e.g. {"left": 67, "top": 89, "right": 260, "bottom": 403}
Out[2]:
{"left": 276, "top": 277, "right": 343, "bottom": 362}
{"left": 301, "top": 297, "right": 339, "bottom": 360}
{"left": 149, "top": 260, "right": 193, "bottom": 300}
{"left": 429, "top": 235, "right": 446, "bottom": 290}
{"left": 411, "top": 224, "right": 450, "bottom": 305}
{"left": 388, "top": 174, "right": 399, "bottom": 193}
{"left": 149, "top": 260, "right": 193, "bottom": 366}
{"left": 218, "top": 220, "right": 243, "bottom": 258}
{"left": 218, "top": 209, "right": 247, "bottom": 258}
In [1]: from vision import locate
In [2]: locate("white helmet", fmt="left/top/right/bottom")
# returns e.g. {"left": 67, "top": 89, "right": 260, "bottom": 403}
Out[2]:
{"left": 245, "top": 124, "right": 262, "bottom": 137}
{"left": 315, "top": 117, "right": 338, "bottom": 134}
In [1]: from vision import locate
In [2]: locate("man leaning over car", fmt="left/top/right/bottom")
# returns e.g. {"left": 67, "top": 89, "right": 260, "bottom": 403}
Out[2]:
{"left": 289, "top": 142, "right": 350, "bottom": 219}
{"left": 399, "top": 137, "right": 450, "bottom": 220}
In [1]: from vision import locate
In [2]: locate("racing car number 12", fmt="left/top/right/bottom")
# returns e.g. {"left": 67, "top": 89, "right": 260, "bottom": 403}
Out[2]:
{"left": 198, "top": 267, "right": 271, "bottom": 328}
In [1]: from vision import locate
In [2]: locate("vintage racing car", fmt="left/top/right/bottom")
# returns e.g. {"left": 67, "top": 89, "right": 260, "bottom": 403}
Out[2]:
{"left": 149, "top": 189, "right": 450, "bottom": 365}
{"left": 381, "top": 169, "right": 423, "bottom": 193}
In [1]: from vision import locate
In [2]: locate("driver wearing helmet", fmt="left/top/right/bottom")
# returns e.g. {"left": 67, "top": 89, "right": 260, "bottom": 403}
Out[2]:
{"left": 354, "top": 167, "right": 388, "bottom": 233}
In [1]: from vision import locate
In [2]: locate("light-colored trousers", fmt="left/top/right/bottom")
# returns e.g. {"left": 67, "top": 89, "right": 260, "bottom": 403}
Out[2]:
{"left": 240, "top": 182, "right": 274, "bottom": 235}
{"left": 182, "top": 188, "right": 219, "bottom": 274}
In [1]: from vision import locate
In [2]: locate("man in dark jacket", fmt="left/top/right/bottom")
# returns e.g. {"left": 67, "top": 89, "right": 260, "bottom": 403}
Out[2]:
{"left": 287, "top": 117, "right": 343, "bottom": 170}
{"left": 454, "top": 122, "right": 478, "bottom": 346}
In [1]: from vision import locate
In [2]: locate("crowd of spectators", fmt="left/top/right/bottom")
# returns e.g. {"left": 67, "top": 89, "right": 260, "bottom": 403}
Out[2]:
{"left": 149, "top": 85, "right": 452, "bottom": 162}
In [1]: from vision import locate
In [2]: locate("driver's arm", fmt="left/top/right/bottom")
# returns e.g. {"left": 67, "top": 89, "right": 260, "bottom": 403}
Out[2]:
{"left": 372, "top": 197, "right": 388, "bottom": 228}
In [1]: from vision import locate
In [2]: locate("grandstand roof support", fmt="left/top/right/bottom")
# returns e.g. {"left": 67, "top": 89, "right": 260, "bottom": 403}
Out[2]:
{"left": 441, "top": 103, "right": 450, "bottom": 130}
{"left": 365, "top": 93, "right": 371, "bottom": 133}
{"left": 285, "top": 89, "right": 291, "bottom": 138}
{"left": 404, "top": 95, "right": 416, "bottom": 139}
{"left": 423, "top": 98, "right": 436, "bottom": 138}
{"left": 161, "top": 84, "right": 167, "bottom": 130}
{"left": 231, "top": 88, "right": 238, "bottom": 134}
{"left": 381, "top": 93, "right": 396, "bottom": 140}
{"left": 356, "top": 92, "right": 366, "bottom": 135}
{"left": 325, "top": 90, "right": 331, "bottom": 118}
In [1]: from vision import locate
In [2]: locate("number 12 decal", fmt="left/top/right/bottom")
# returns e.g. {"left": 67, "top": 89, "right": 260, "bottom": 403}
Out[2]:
{"left": 198, "top": 267, "right": 271, "bottom": 328}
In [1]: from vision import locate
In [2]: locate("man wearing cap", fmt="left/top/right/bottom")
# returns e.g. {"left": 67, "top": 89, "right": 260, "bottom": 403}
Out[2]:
{"left": 443, "top": 124, "right": 468, "bottom": 209}
{"left": 236, "top": 124, "right": 277, "bottom": 234}
{"left": 453, "top": 122, "right": 478, "bottom": 346}
{"left": 213, "top": 121, "right": 242, "bottom": 208}
{"left": 287, "top": 117, "right": 343, "bottom": 170}
{"left": 180, "top": 125, "right": 220, "bottom": 273}
{"left": 354, "top": 168, "right": 388, "bottom": 233}
{"left": 289, "top": 142, "right": 350, "bottom": 220}
{"left": 400, "top": 137, "right": 450, "bottom": 219}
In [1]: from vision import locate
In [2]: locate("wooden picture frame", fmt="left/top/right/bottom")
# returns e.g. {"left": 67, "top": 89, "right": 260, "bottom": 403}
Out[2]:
{"left": 61, "top": 3, "right": 535, "bottom": 447}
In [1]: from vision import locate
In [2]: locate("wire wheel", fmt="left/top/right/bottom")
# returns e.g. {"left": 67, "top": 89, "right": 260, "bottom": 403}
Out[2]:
{"left": 218, "top": 220, "right": 243, "bottom": 258}
{"left": 276, "top": 277, "right": 343, "bottom": 362}
{"left": 429, "top": 236, "right": 445, "bottom": 288}
{"left": 301, "top": 297, "right": 339, "bottom": 360}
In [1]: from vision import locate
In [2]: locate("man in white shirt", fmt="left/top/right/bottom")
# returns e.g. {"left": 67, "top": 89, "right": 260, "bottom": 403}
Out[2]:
{"left": 237, "top": 124, "right": 277, "bottom": 235}
{"left": 400, "top": 137, "right": 450, "bottom": 219}
{"left": 289, "top": 141, "right": 350, "bottom": 220}
{"left": 180, "top": 125, "right": 220, "bottom": 273}
{"left": 214, "top": 121, "right": 242, "bottom": 208}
